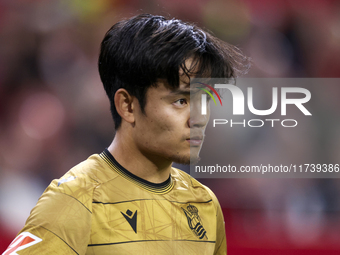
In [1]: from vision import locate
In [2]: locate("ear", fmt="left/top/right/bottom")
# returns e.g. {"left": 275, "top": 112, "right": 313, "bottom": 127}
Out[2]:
{"left": 114, "top": 88, "right": 135, "bottom": 124}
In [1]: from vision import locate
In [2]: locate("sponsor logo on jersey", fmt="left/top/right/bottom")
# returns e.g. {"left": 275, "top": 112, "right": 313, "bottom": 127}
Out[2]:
{"left": 121, "top": 209, "right": 137, "bottom": 233}
{"left": 182, "top": 204, "right": 208, "bottom": 240}
{"left": 3, "top": 232, "right": 42, "bottom": 255}
{"left": 58, "top": 176, "right": 77, "bottom": 186}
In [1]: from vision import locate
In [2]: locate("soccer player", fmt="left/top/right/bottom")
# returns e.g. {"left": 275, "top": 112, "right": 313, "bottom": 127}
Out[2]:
{"left": 3, "top": 14, "right": 248, "bottom": 254}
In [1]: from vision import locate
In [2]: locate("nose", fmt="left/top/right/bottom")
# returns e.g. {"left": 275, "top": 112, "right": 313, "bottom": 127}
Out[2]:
{"left": 188, "top": 95, "right": 210, "bottom": 128}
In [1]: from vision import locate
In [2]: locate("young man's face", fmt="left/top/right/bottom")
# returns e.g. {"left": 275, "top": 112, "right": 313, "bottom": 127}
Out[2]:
{"left": 132, "top": 76, "right": 210, "bottom": 165}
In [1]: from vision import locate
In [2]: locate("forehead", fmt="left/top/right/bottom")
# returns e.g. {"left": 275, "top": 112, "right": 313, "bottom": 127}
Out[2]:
{"left": 149, "top": 78, "right": 203, "bottom": 99}
{"left": 178, "top": 57, "right": 214, "bottom": 91}
{"left": 150, "top": 57, "right": 208, "bottom": 95}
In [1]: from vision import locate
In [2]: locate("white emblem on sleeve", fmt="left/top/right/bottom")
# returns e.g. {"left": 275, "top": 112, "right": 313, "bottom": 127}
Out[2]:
{"left": 2, "top": 232, "right": 42, "bottom": 255}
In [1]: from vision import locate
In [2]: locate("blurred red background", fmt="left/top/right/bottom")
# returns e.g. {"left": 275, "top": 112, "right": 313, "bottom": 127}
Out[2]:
{"left": 1, "top": 0, "right": 340, "bottom": 254}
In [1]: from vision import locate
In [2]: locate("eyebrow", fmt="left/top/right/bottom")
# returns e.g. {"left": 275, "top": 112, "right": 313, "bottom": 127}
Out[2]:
{"left": 169, "top": 89, "right": 192, "bottom": 96}
{"left": 169, "top": 87, "right": 207, "bottom": 96}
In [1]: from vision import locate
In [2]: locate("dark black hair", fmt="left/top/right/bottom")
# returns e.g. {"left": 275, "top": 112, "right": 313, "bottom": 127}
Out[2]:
{"left": 98, "top": 13, "right": 249, "bottom": 129}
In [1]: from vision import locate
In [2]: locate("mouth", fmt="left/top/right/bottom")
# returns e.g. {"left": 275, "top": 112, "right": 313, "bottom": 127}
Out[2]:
{"left": 186, "top": 136, "right": 204, "bottom": 146}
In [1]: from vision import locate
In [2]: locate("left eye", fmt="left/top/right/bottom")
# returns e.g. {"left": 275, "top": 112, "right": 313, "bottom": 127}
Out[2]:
{"left": 174, "top": 98, "right": 187, "bottom": 106}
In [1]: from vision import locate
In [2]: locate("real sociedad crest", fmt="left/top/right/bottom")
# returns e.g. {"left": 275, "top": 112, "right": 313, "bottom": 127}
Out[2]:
{"left": 182, "top": 204, "right": 207, "bottom": 240}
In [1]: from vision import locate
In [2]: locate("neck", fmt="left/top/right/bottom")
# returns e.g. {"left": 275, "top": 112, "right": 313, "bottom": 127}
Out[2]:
{"left": 107, "top": 129, "right": 172, "bottom": 184}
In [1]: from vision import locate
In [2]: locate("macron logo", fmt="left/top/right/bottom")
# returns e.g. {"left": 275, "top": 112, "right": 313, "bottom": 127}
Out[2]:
{"left": 121, "top": 209, "right": 137, "bottom": 233}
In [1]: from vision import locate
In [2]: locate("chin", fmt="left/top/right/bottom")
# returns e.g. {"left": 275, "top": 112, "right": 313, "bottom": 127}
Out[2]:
{"left": 170, "top": 155, "right": 191, "bottom": 165}
{"left": 165, "top": 146, "right": 202, "bottom": 165}
{"left": 170, "top": 153, "right": 201, "bottom": 165}
{"left": 189, "top": 155, "right": 201, "bottom": 165}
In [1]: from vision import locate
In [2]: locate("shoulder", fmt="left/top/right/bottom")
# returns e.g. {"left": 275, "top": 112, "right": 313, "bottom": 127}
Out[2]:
{"left": 171, "top": 167, "right": 201, "bottom": 187}
{"left": 52, "top": 153, "right": 118, "bottom": 192}
{"left": 171, "top": 167, "right": 220, "bottom": 208}
{"left": 50, "top": 155, "right": 102, "bottom": 194}
{"left": 16, "top": 154, "right": 112, "bottom": 254}
{"left": 38, "top": 153, "right": 118, "bottom": 212}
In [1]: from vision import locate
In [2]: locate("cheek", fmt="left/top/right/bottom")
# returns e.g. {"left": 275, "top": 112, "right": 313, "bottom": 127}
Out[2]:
{"left": 151, "top": 117, "right": 175, "bottom": 135}
{"left": 151, "top": 120, "right": 182, "bottom": 144}
{"left": 147, "top": 108, "right": 175, "bottom": 130}
{"left": 137, "top": 113, "right": 170, "bottom": 137}
{"left": 139, "top": 104, "right": 187, "bottom": 140}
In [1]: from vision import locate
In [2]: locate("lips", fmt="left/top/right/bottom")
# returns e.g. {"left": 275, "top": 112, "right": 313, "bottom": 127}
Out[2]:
{"left": 186, "top": 135, "right": 204, "bottom": 146}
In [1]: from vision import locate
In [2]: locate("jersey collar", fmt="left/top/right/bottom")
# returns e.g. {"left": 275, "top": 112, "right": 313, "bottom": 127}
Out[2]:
{"left": 100, "top": 149, "right": 174, "bottom": 194}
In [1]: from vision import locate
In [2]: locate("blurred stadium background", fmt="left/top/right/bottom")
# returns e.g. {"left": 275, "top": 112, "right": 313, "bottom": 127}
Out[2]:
{"left": 1, "top": 0, "right": 340, "bottom": 254}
